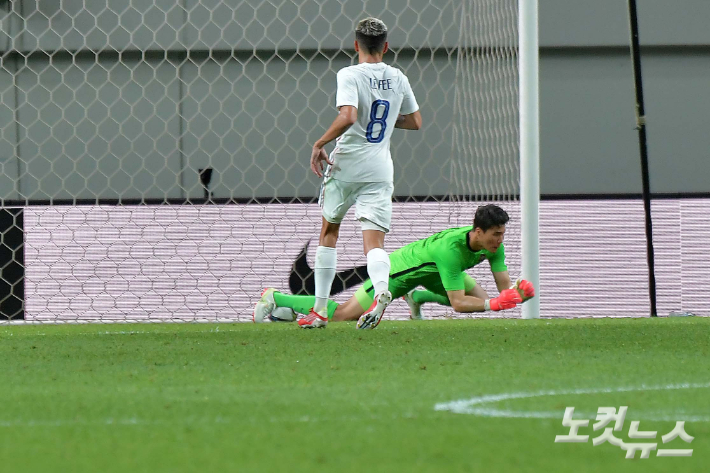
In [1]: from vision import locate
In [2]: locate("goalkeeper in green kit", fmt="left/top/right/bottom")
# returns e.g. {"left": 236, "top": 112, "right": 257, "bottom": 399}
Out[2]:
{"left": 254, "top": 204, "right": 535, "bottom": 329}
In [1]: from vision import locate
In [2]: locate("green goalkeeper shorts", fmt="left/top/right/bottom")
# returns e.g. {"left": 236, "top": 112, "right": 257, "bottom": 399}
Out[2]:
{"left": 354, "top": 272, "right": 477, "bottom": 311}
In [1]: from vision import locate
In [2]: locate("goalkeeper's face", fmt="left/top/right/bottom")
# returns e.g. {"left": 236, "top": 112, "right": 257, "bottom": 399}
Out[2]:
{"left": 480, "top": 225, "right": 506, "bottom": 253}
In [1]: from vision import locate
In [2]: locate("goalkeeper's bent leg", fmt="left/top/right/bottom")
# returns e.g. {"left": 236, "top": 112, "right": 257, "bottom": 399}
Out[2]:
{"left": 273, "top": 292, "right": 338, "bottom": 319}
{"left": 412, "top": 290, "right": 451, "bottom": 306}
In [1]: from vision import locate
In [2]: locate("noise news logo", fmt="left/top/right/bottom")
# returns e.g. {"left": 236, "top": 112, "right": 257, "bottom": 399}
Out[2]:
{"left": 555, "top": 406, "right": 694, "bottom": 459}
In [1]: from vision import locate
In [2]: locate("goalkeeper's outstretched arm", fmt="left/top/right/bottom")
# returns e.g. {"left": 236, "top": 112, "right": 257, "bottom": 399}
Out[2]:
{"left": 493, "top": 271, "right": 513, "bottom": 293}
{"left": 447, "top": 288, "right": 521, "bottom": 313}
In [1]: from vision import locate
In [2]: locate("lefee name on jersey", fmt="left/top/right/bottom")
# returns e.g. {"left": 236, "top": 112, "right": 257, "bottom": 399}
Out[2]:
{"left": 369, "top": 78, "right": 393, "bottom": 90}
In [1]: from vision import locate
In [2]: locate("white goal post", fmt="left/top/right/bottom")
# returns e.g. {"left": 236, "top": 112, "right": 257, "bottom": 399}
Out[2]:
{"left": 519, "top": 0, "right": 540, "bottom": 319}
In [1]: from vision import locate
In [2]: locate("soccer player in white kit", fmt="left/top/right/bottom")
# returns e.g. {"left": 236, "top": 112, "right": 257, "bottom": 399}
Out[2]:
{"left": 299, "top": 17, "right": 422, "bottom": 329}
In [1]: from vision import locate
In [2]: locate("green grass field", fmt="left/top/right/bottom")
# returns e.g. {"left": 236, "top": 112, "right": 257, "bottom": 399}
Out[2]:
{"left": 1, "top": 318, "right": 708, "bottom": 472}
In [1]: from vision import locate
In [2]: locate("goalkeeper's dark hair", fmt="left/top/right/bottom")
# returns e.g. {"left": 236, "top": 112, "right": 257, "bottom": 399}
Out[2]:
{"left": 355, "top": 18, "right": 388, "bottom": 54}
{"left": 473, "top": 204, "right": 509, "bottom": 232}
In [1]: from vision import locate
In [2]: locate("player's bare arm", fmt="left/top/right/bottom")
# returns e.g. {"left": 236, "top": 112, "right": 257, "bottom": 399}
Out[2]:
{"left": 446, "top": 289, "right": 486, "bottom": 312}
{"left": 493, "top": 271, "right": 513, "bottom": 293}
{"left": 395, "top": 110, "right": 422, "bottom": 130}
{"left": 447, "top": 285, "right": 522, "bottom": 313}
{"left": 310, "top": 105, "right": 358, "bottom": 177}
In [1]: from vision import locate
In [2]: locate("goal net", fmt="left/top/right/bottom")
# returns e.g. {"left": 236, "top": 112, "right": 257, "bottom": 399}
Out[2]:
{"left": 0, "top": 0, "right": 524, "bottom": 323}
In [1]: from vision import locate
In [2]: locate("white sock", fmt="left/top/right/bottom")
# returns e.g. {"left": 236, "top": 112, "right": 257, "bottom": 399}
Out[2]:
{"left": 366, "top": 247, "right": 390, "bottom": 296}
{"left": 314, "top": 246, "right": 337, "bottom": 313}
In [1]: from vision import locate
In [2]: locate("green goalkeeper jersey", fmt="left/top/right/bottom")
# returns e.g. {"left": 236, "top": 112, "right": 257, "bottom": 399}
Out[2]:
{"left": 390, "top": 226, "right": 507, "bottom": 292}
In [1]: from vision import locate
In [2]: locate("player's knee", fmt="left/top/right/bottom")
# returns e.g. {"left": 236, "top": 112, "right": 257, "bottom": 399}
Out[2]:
{"left": 360, "top": 218, "right": 387, "bottom": 233}
{"left": 361, "top": 221, "right": 387, "bottom": 254}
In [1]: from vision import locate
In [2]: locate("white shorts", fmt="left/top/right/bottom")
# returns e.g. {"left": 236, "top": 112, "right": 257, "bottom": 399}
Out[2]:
{"left": 319, "top": 178, "right": 394, "bottom": 232}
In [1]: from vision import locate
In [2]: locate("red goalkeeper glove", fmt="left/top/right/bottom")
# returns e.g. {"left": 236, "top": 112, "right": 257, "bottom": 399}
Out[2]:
{"left": 515, "top": 279, "right": 535, "bottom": 301}
{"left": 486, "top": 289, "right": 522, "bottom": 311}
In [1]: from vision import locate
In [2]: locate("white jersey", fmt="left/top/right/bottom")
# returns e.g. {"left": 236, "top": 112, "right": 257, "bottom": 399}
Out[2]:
{"left": 328, "top": 62, "right": 418, "bottom": 183}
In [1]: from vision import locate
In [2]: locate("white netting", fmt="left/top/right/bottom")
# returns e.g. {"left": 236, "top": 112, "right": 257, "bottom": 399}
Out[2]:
{"left": 0, "top": 0, "right": 526, "bottom": 323}
{"left": 451, "top": 0, "right": 519, "bottom": 201}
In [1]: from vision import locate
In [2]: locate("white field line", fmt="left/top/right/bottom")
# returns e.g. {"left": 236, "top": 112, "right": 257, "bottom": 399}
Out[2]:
{"left": 3, "top": 383, "right": 708, "bottom": 428}
{"left": 434, "top": 382, "right": 710, "bottom": 422}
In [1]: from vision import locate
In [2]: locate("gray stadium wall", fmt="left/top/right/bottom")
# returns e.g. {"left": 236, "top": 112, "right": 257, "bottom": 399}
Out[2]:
{"left": 1, "top": 0, "right": 709, "bottom": 200}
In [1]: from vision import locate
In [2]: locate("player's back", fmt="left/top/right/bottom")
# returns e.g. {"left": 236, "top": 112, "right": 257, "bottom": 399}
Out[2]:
{"left": 330, "top": 63, "right": 418, "bottom": 183}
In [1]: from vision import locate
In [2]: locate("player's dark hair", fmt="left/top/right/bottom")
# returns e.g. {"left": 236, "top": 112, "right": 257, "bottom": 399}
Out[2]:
{"left": 473, "top": 205, "right": 509, "bottom": 232}
{"left": 355, "top": 18, "right": 388, "bottom": 54}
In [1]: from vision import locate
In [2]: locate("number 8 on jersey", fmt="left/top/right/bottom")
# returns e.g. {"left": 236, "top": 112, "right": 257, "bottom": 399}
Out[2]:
{"left": 366, "top": 99, "right": 390, "bottom": 143}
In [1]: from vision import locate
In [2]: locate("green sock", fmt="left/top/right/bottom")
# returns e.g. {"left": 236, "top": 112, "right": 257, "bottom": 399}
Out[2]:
{"left": 273, "top": 292, "right": 339, "bottom": 319}
{"left": 412, "top": 290, "right": 450, "bottom": 306}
